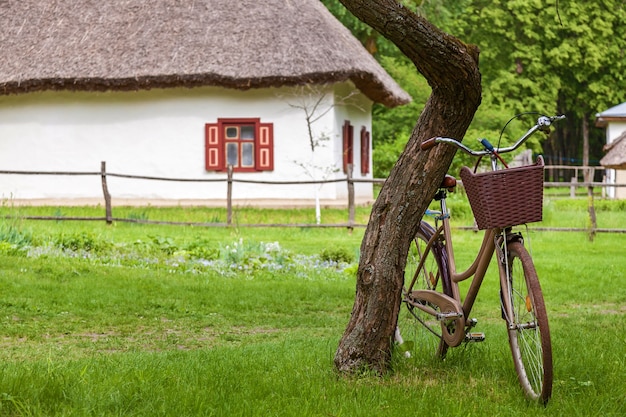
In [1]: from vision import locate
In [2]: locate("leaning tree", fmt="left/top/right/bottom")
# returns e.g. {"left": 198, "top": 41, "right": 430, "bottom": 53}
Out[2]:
{"left": 333, "top": 0, "right": 482, "bottom": 373}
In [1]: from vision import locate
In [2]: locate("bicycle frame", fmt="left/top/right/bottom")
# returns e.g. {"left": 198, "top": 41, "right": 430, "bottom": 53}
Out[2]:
{"left": 440, "top": 213, "right": 497, "bottom": 320}
{"left": 406, "top": 113, "right": 560, "bottom": 403}
{"left": 407, "top": 193, "right": 496, "bottom": 316}
{"left": 405, "top": 185, "right": 520, "bottom": 348}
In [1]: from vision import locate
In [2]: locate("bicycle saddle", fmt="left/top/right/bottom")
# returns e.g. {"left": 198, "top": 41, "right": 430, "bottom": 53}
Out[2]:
{"left": 440, "top": 174, "right": 457, "bottom": 191}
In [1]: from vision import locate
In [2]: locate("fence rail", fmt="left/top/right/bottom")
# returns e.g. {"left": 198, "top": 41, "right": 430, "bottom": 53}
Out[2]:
{"left": 1, "top": 162, "right": 623, "bottom": 234}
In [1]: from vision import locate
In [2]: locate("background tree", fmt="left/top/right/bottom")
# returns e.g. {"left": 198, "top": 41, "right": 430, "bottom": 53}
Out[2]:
{"left": 325, "top": 0, "right": 626, "bottom": 178}
{"left": 332, "top": 0, "right": 481, "bottom": 374}
{"left": 323, "top": 0, "right": 531, "bottom": 179}
{"left": 460, "top": 0, "right": 626, "bottom": 176}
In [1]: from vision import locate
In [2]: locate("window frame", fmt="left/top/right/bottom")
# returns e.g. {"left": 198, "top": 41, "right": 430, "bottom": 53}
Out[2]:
{"left": 360, "top": 126, "right": 370, "bottom": 175}
{"left": 205, "top": 118, "right": 274, "bottom": 173}
{"left": 342, "top": 120, "right": 354, "bottom": 174}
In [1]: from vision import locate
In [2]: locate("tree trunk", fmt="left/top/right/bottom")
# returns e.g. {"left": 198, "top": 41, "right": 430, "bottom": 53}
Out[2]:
{"left": 582, "top": 114, "right": 590, "bottom": 182}
{"left": 334, "top": 0, "right": 482, "bottom": 374}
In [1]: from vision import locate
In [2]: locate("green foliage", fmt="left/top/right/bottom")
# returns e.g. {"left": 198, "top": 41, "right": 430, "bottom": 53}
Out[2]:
{"left": 551, "top": 197, "right": 626, "bottom": 213}
{"left": 415, "top": 0, "right": 473, "bottom": 36}
{"left": 459, "top": 0, "right": 626, "bottom": 163}
{"left": 0, "top": 217, "right": 33, "bottom": 256}
{"left": 0, "top": 241, "right": 24, "bottom": 256}
{"left": 373, "top": 56, "right": 431, "bottom": 145}
{"left": 149, "top": 235, "right": 178, "bottom": 255}
{"left": 184, "top": 238, "right": 221, "bottom": 260}
{"left": 342, "top": 263, "right": 358, "bottom": 278}
{"left": 373, "top": 103, "right": 541, "bottom": 178}
{"left": 221, "top": 239, "right": 294, "bottom": 271}
{"left": 319, "top": 247, "right": 355, "bottom": 264}
{"left": 0, "top": 218, "right": 359, "bottom": 276}
{"left": 55, "top": 232, "right": 111, "bottom": 253}
{"left": 0, "top": 221, "right": 32, "bottom": 247}
{"left": 372, "top": 131, "right": 408, "bottom": 178}
{"left": 323, "top": 1, "right": 626, "bottom": 173}
{"left": 126, "top": 209, "right": 149, "bottom": 221}
{"left": 463, "top": 0, "right": 626, "bottom": 114}
{"left": 370, "top": 55, "right": 433, "bottom": 177}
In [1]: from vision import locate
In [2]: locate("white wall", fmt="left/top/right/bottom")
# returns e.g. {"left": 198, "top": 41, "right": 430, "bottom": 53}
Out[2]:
{"left": 604, "top": 122, "right": 626, "bottom": 199}
{"left": 332, "top": 83, "right": 374, "bottom": 200}
{"left": 0, "top": 84, "right": 374, "bottom": 204}
{"left": 606, "top": 122, "right": 626, "bottom": 141}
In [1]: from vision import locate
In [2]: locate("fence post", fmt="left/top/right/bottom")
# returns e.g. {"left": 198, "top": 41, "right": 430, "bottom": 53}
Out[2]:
{"left": 227, "top": 165, "right": 233, "bottom": 226}
{"left": 100, "top": 161, "right": 113, "bottom": 225}
{"left": 347, "top": 164, "right": 355, "bottom": 230}
{"left": 586, "top": 167, "right": 597, "bottom": 241}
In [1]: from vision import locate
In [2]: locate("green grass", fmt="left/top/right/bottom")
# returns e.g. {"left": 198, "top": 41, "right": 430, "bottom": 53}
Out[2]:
{"left": 0, "top": 204, "right": 374, "bottom": 226}
{"left": 3, "top": 193, "right": 624, "bottom": 231}
{"left": 0, "top": 203, "right": 624, "bottom": 416}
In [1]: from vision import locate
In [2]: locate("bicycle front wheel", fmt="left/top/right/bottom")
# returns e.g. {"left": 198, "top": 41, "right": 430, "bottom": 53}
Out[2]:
{"left": 501, "top": 241, "right": 553, "bottom": 404}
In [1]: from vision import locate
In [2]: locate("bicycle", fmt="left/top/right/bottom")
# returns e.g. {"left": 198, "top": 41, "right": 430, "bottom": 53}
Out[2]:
{"left": 396, "top": 114, "right": 565, "bottom": 404}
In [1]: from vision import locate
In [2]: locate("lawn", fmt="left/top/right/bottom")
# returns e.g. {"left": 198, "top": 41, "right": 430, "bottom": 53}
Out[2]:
{"left": 0, "top": 201, "right": 624, "bottom": 416}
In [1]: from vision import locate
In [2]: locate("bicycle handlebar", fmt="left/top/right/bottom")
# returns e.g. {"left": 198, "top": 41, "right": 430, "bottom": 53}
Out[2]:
{"left": 420, "top": 115, "right": 566, "bottom": 156}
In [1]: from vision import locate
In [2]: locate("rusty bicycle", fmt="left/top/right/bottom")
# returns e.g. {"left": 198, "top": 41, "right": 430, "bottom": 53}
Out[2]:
{"left": 396, "top": 114, "right": 565, "bottom": 404}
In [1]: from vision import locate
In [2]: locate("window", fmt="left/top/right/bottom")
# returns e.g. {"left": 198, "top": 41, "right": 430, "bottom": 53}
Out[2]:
{"left": 205, "top": 118, "right": 274, "bottom": 172}
{"left": 342, "top": 120, "right": 354, "bottom": 173}
{"left": 360, "top": 126, "right": 370, "bottom": 175}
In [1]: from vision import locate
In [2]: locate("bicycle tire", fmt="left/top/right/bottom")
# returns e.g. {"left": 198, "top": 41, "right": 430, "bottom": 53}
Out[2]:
{"left": 397, "top": 220, "right": 452, "bottom": 359}
{"left": 501, "top": 241, "right": 553, "bottom": 404}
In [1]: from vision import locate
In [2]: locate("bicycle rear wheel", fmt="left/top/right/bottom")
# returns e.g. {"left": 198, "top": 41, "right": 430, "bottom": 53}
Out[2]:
{"left": 501, "top": 241, "right": 553, "bottom": 404}
{"left": 397, "top": 221, "right": 451, "bottom": 359}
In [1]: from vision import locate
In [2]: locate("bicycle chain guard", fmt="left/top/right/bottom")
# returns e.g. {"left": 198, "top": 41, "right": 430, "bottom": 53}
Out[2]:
{"left": 408, "top": 290, "right": 466, "bottom": 347}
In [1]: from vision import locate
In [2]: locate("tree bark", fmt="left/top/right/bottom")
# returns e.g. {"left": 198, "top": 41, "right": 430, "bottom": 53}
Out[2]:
{"left": 334, "top": 0, "right": 482, "bottom": 374}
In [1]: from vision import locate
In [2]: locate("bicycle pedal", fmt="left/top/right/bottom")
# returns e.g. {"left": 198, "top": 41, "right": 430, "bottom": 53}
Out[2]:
{"left": 436, "top": 311, "right": 463, "bottom": 321}
{"left": 465, "top": 332, "right": 485, "bottom": 342}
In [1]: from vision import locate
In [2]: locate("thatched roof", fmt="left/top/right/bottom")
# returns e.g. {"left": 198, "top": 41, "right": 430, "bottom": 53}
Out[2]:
{"left": 0, "top": 0, "right": 411, "bottom": 107}
{"left": 600, "top": 131, "right": 626, "bottom": 169}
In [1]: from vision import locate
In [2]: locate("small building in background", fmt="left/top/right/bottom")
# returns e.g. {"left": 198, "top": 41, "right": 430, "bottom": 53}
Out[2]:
{"left": 596, "top": 102, "right": 626, "bottom": 199}
{"left": 0, "top": 0, "right": 410, "bottom": 206}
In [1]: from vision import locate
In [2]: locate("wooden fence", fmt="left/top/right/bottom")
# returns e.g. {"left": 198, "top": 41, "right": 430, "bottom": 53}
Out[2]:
{"left": 1, "top": 162, "right": 625, "bottom": 234}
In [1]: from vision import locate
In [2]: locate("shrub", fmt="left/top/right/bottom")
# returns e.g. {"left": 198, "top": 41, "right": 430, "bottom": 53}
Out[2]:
{"left": 319, "top": 248, "right": 354, "bottom": 264}
{"left": 150, "top": 235, "right": 178, "bottom": 255}
{"left": 55, "top": 232, "right": 110, "bottom": 253}
{"left": 184, "top": 239, "right": 221, "bottom": 261}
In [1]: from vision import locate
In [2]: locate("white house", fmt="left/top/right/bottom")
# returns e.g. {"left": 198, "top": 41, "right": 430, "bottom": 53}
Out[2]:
{"left": 0, "top": 0, "right": 410, "bottom": 206}
{"left": 596, "top": 102, "right": 626, "bottom": 199}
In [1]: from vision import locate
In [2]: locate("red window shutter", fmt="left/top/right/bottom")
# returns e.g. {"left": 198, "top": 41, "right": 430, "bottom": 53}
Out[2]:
{"left": 205, "top": 123, "right": 224, "bottom": 171}
{"left": 256, "top": 123, "right": 274, "bottom": 171}
{"left": 360, "top": 126, "right": 370, "bottom": 175}
{"left": 342, "top": 120, "right": 354, "bottom": 173}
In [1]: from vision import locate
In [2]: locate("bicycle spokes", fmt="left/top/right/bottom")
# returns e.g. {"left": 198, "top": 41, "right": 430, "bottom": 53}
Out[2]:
{"left": 500, "top": 240, "right": 553, "bottom": 403}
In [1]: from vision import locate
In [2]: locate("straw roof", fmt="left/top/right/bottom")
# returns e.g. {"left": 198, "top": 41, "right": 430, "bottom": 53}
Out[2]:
{"left": 600, "top": 131, "right": 626, "bottom": 169}
{"left": 0, "top": 0, "right": 410, "bottom": 107}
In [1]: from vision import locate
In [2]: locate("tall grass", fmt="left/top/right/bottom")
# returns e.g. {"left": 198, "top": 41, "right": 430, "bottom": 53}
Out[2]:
{"left": 0, "top": 202, "right": 624, "bottom": 416}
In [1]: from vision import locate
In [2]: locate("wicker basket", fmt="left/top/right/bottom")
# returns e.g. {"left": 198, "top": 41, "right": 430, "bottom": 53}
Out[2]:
{"left": 459, "top": 156, "right": 545, "bottom": 230}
